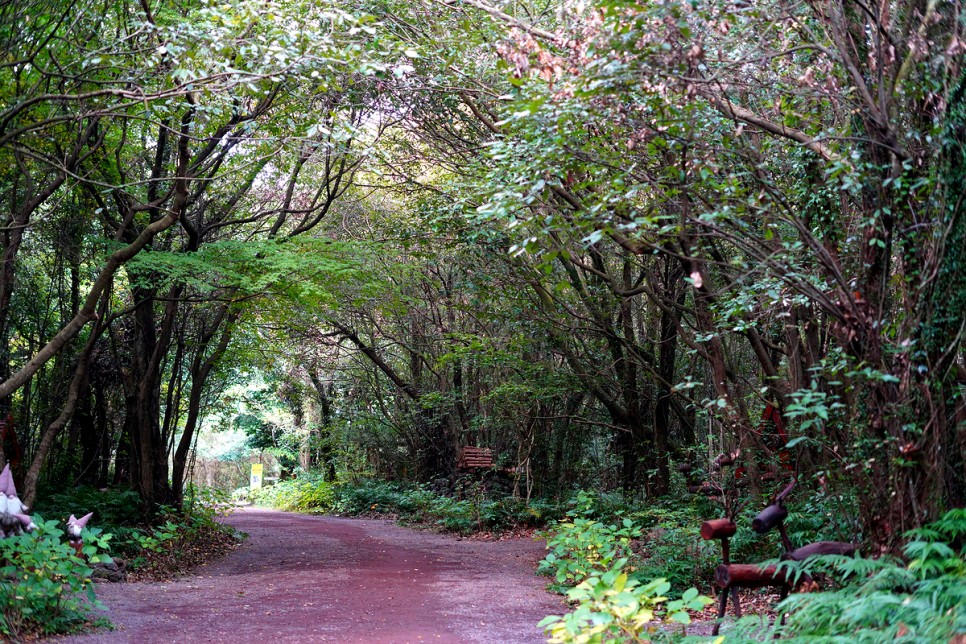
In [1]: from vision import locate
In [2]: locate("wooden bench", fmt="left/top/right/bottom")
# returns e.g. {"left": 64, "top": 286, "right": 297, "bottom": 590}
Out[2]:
{"left": 457, "top": 446, "right": 492, "bottom": 470}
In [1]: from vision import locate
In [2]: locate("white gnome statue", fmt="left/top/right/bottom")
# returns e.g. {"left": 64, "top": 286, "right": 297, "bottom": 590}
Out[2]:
{"left": 67, "top": 512, "right": 93, "bottom": 558}
{"left": 67, "top": 512, "right": 93, "bottom": 542}
{"left": 0, "top": 464, "right": 28, "bottom": 515}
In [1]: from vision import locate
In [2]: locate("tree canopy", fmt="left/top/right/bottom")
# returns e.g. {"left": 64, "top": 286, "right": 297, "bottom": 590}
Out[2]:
{"left": 1, "top": 0, "right": 963, "bottom": 552}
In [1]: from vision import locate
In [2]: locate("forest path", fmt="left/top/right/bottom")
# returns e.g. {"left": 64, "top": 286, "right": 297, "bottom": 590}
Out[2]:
{"left": 63, "top": 507, "right": 564, "bottom": 643}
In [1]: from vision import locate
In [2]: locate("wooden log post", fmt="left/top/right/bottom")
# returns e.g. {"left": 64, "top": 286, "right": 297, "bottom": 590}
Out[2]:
{"left": 715, "top": 564, "right": 794, "bottom": 589}
{"left": 701, "top": 519, "right": 741, "bottom": 633}
{"left": 711, "top": 563, "right": 799, "bottom": 635}
{"left": 752, "top": 503, "right": 788, "bottom": 533}
{"left": 700, "top": 518, "right": 737, "bottom": 565}
{"left": 700, "top": 518, "right": 738, "bottom": 541}
{"left": 753, "top": 503, "right": 796, "bottom": 551}
{"left": 784, "top": 541, "right": 858, "bottom": 561}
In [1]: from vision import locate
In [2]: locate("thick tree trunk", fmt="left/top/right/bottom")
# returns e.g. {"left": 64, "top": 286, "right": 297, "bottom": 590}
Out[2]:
{"left": 0, "top": 203, "right": 180, "bottom": 401}
{"left": 415, "top": 409, "right": 455, "bottom": 481}
{"left": 171, "top": 308, "right": 237, "bottom": 506}
{"left": 92, "top": 376, "right": 110, "bottom": 487}
{"left": 22, "top": 326, "right": 101, "bottom": 507}
{"left": 126, "top": 284, "right": 183, "bottom": 510}
{"left": 76, "top": 380, "right": 100, "bottom": 485}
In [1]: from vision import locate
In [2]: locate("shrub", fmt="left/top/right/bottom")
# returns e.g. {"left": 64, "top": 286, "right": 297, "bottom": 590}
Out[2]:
{"left": 539, "top": 570, "right": 712, "bottom": 643}
{"left": 181, "top": 485, "right": 234, "bottom": 533}
{"left": 35, "top": 485, "right": 142, "bottom": 528}
{"left": 330, "top": 478, "right": 410, "bottom": 515}
{"left": 119, "top": 487, "right": 239, "bottom": 576}
{"left": 537, "top": 492, "right": 714, "bottom": 641}
{"left": 251, "top": 475, "right": 560, "bottom": 536}
{"left": 0, "top": 516, "right": 111, "bottom": 639}
{"left": 539, "top": 514, "right": 642, "bottom": 590}
{"left": 625, "top": 505, "right": 720, "bottom": 593}
{"left": 251, "top": 474, "right": 336, "bottom": 513}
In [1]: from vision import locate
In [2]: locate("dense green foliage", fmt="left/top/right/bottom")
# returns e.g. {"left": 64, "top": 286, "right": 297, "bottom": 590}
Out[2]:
{"left": 0, "top": 517, "right": 111, "bottom": 638}
{"left": 539, "top": 493, "right": 643, "bottom": 590}
{"left": 537, "top": 492, "right": 715, "bottom": 640}
{"left": 540, "top": 574, "right": 712, "bottom": 643}
{"left": 38, "top": 487, "right": 145, "bottom": 530}
{"left": 0, "top": 0, "right": 963, "bottom": 638}
{"left": 35, "top": 485, "right": 237, "bottom": 569}
{"left": 250, "top": 475, "right": 560, "bottom": 534}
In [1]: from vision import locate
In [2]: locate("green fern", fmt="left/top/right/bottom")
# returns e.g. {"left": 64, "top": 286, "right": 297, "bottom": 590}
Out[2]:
{"left": 721, "top": 509, "right": 966, "bottom": 641}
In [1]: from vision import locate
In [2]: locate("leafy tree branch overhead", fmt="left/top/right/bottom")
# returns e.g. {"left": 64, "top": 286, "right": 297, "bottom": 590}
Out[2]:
{"left": 0, "top": 0, "right": 962, "bottom": 562}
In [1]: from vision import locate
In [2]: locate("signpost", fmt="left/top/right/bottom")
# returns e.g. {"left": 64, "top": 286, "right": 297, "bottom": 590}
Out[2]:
{"left": 250, "top": 463, "right": 263, "bottom": 491}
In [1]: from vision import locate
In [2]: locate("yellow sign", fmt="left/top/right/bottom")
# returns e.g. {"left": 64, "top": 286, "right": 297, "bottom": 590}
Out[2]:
{"left": 250, "top": 463, "right": 263, "bottom": 490}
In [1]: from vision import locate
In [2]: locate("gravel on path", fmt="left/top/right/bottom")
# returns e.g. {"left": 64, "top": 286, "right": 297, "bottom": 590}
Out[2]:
{"left": 61, "top": 507, "right": 565, "bottom": 644}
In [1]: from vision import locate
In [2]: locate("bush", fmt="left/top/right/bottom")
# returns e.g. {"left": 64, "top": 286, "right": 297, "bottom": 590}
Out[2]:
{"left": 539, "top": 493, "right": 642, "bottom": 590}
{"left": 118, "top": 486, "right": 238, "bottom": 576}
{"left": 250, "top": 475, "right": 562, "bottom": 535}
{"left": 250, "top": 474, "right": 336, "bottom": 513}
{"left": 0, "top": 516, "right": 111, "bottom": 639}
{"left": 34, "top": 484, "right": 174, "bottom": 565}
{"left": 539, "top": 571, "right": 712, "bottom": 643}
{"left": 623, "top": 505, "right": 720, "bottom": 593}
{"left": 331, "top": 478, "right": 413, "bottom": 515}
{"left": 35, "top": 485, "right": 142, "bottom": 528}
{"left": 35, "top": 484, "right": 236, "bottom": 575}
{"left": 537, "top": 492, "right": 714, "bottom": 641}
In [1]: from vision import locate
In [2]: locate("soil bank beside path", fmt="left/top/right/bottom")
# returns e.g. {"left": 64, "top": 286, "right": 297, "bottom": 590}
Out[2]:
{"left": 62, "top": 508, "right": 565, "bottom": 643}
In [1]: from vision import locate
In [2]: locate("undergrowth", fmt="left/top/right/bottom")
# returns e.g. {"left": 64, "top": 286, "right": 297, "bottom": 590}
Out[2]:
{"left": 721, "top": 507, "right": 966, "bottom": 642}
{"left": 0, "top": 515, "right": 112, "bottom": 639}
{"left": 35, "top": 485, "right": 239, "bottom": 577}
{"left": 538, "top": 493, "right": 966, "bottom": 643}
{"left": 537, "top": 491, "right": 714, "bottom": 641}
{"left": 248, "top": 475, "right": 564, "bottom": 535}
{"left": 123, "top": 486, "right": 240, "bottom": 580}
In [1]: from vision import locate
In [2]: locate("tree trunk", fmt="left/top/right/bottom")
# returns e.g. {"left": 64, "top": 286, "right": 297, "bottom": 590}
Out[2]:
{"left": 171, "top": 308, "right": 237, "bottom": 506}
{"left": 127, "top": 284, "right": 182, "bottom": 510}
{"left": 22, "top": 326, "right": 100, "bottom": 507}
{"left": 652, "top": 263, "right": 682, "bottom": 496}
{"left": 308, "top": 372, "right": 338, "bottom": 481}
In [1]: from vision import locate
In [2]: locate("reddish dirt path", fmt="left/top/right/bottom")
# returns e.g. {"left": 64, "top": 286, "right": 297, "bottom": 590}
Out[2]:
{"left": 63, "top": 508, "right": 564, "bottom": 643}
